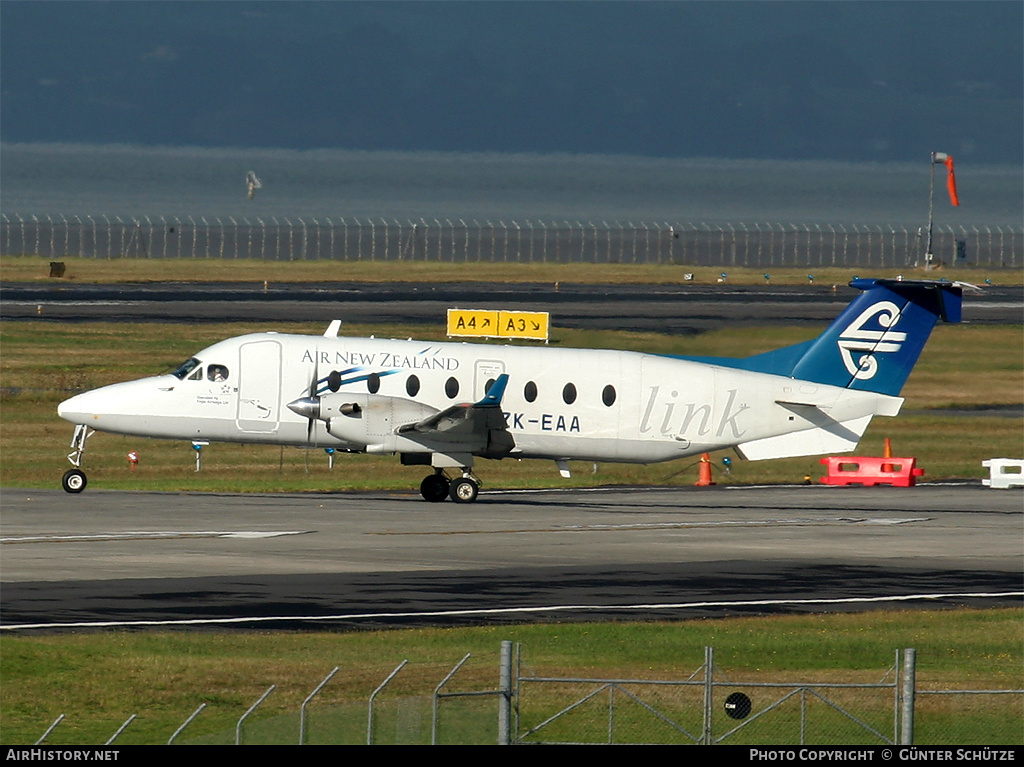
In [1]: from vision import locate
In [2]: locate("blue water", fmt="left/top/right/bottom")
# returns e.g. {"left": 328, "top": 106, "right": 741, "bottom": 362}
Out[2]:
{"left": 1, "top": 142, "right": 1020, "bottom": 228}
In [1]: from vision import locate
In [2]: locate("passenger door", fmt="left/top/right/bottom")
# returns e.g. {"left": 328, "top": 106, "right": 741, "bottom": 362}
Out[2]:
{"left": 236, "top": 340, "right": 282, "bottom": 433}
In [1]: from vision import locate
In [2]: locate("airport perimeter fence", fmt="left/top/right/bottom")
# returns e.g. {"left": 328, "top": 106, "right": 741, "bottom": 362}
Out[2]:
{"left": 3, "top": 214, "right": 1022, "bottom": 270}
{"left": 25, "top": 644, "right": 1023, "bottom": 746}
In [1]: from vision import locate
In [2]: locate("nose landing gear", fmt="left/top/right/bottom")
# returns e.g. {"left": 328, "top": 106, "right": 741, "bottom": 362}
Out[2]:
{"left": 62, "top": 424, "right": 93, "bottom": 493}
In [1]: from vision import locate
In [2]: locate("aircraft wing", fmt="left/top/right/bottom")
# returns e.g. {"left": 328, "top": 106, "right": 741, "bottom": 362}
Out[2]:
{"left": 397, "top": 374, "right": 515, "bottom": 458}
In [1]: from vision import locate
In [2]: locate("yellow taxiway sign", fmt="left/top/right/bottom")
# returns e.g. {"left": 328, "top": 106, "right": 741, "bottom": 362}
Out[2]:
{"left": 447, "top": 309, "right": 549, "bottom": 341}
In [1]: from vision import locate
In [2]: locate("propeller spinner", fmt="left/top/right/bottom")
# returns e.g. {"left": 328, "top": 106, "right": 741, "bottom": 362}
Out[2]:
{"left": 286, "top": 361, "right": 360, "bottom": 441}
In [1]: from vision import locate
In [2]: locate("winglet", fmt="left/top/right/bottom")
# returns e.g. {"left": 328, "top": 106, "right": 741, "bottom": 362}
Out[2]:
{"left": 477, "top": 374, "right": 509, "bottom": 407}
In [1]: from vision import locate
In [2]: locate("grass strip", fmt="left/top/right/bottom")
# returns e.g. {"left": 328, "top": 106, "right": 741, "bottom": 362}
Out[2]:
{"left": 1, "top": 609, "right": 1021, "bottom": 745}
{"left": 3, "top": 255, "right": 1022, "bottom": 286}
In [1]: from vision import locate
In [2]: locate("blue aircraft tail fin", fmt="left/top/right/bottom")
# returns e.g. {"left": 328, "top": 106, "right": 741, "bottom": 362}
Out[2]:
{"left": 684, "top": 279, "right": 965, "bottom": 396}
{"left": 751, "top": 279, "right": 963, "bottom": 396}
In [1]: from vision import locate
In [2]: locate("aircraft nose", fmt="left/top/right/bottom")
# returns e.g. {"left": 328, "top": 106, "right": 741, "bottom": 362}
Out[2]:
{"left": 57, "top": 390, "right": 94, "bottom": 423}
{"left": 57, "top": 378, "right": 168, "bottom": 424}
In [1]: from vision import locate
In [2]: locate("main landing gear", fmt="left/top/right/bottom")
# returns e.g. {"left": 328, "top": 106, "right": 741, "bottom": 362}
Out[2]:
{"left": 62, "top": 424, "right": 93, "bottom": 494}
{"left": 419, "top": 469, "right": 481, "bottom": 504}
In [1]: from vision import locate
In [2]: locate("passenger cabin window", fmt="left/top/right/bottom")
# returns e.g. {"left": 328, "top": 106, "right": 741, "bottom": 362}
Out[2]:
{"left": 562, "top": 383, "right": 577, "bottom": 405}
{"left": 524, "top": 381, "right": 538, "bottom": 402}
{"left": 602, "top": 384, "right": 616, "bottom": 407}
{"left": 208, "top": 365, "right": 229, "bottom": 382}
{"left": 367, "top": 372, "right": 381, "bottom": 394}
{"left": 445, "top": 377, "right": 460, "bottom": 399}
{"left": 406, "top": 375, "right": 420, "bottom": 397}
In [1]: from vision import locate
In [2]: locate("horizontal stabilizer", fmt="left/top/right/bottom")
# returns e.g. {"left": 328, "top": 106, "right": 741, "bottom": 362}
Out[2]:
{"left": 736, "top": 414, "right": 874, "bottom": 461}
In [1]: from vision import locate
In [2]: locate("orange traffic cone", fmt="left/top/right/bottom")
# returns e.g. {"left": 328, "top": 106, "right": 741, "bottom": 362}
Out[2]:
{"left": 695, "top": 452, "right": 716, "bottom": 486}
{"left": 882, "top": 437, "right": 894, "bottom": 472}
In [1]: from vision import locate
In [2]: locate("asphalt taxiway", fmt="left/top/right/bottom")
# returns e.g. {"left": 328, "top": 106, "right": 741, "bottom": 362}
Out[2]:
{"left": 2, "top": 282, "right": 1021, "bottom": 331}
{"left": 1, "top": 484, "right": 1020, "bottom": 631}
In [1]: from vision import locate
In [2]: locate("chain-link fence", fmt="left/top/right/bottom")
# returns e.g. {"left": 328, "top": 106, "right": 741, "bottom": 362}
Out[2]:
{"left": 26, "top": 643, "right": 1023, "bottom": 745}
{"left": 3, "top": 214, "right": 1021, "bottom": 268}
{"left": 514, "top": 646, "right": 1023, "bottom": 746}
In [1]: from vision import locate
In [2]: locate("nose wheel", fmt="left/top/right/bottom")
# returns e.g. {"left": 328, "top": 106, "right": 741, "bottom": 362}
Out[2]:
{"left": 62, "top": 468, "right": 87, "bottom": 493}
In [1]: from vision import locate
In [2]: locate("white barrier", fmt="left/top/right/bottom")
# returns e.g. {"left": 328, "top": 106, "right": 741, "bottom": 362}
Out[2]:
{"left": 982, "top": 458, "right": 1024, "bottom": 489}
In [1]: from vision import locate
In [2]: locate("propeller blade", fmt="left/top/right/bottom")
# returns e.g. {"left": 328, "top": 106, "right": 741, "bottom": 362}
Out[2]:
{"left": 306, "top": 353, "right": 319, "bottom": 444}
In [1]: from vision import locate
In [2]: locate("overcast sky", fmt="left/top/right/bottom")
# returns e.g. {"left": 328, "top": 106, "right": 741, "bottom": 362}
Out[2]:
{"left": 1, "top": 1, "right": 1021, "bottom": 164}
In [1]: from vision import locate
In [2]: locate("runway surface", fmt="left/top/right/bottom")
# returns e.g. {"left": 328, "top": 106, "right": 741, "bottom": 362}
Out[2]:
{"left": 2, "top": 484, "right": 1020, "bottom": 631}
{"left": 3, "top": 281, "right": 1021, "bottom": 331}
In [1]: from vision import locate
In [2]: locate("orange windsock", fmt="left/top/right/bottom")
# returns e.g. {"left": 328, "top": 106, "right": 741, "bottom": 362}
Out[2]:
{"left": 944, "top": 155, "right": 959, "bottom": 206}
{"left": 934, "top": 152, "right": 960, "bottom": 207}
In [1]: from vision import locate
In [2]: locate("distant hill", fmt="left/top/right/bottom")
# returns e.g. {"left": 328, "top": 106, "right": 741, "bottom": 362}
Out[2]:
{"left": 1, "top": 2, "right": 1020, "bottom": 164}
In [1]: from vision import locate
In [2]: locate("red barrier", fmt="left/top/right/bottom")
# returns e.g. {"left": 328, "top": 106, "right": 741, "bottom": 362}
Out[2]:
{"left": 819, "top": 456, "right": 925, "bottom": 487}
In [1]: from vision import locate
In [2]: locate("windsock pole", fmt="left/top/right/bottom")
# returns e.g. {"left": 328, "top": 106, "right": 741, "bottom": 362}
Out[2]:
{"left": 925, "top": 151, "right": 959, "bottom": 269}
{"left": 925, "top": 153, "right": 937, "bottom": 269}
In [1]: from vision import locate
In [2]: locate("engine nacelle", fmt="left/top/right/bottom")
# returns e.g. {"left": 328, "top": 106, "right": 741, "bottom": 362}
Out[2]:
{"left": 321, "top": 393, "right": 439, "bottom": 451}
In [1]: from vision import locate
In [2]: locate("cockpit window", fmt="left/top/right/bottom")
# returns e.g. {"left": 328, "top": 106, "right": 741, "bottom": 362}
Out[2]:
{"left": 172, "top": 358, "right": 201, "bottom": 380}
{"left": 208, "top": 365, "right": 229, "bottom": 382}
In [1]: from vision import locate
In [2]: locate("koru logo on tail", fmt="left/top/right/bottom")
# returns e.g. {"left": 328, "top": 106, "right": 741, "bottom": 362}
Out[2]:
{"left": 837, "top": 301, "right": 906, "bottom": 380}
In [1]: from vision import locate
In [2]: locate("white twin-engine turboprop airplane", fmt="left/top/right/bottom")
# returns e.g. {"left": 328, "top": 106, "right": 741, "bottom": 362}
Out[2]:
{"left": 57, "top": 278, "right": 964, "bottom": 502}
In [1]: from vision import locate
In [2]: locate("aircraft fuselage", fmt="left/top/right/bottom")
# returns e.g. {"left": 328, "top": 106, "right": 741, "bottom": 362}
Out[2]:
{"left": 58, "top": 331, "right": 896, "bottom": 464}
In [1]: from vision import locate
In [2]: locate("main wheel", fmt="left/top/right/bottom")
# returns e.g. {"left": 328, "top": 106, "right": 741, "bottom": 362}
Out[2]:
{"left": 420, "top": 473, "right": 450, "bottom": 502}
{"left": 449, "top": 477, "right": 479, "bottom": 504}
{"left": 62, "top": 468, "right": 87, "bottom": 494}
